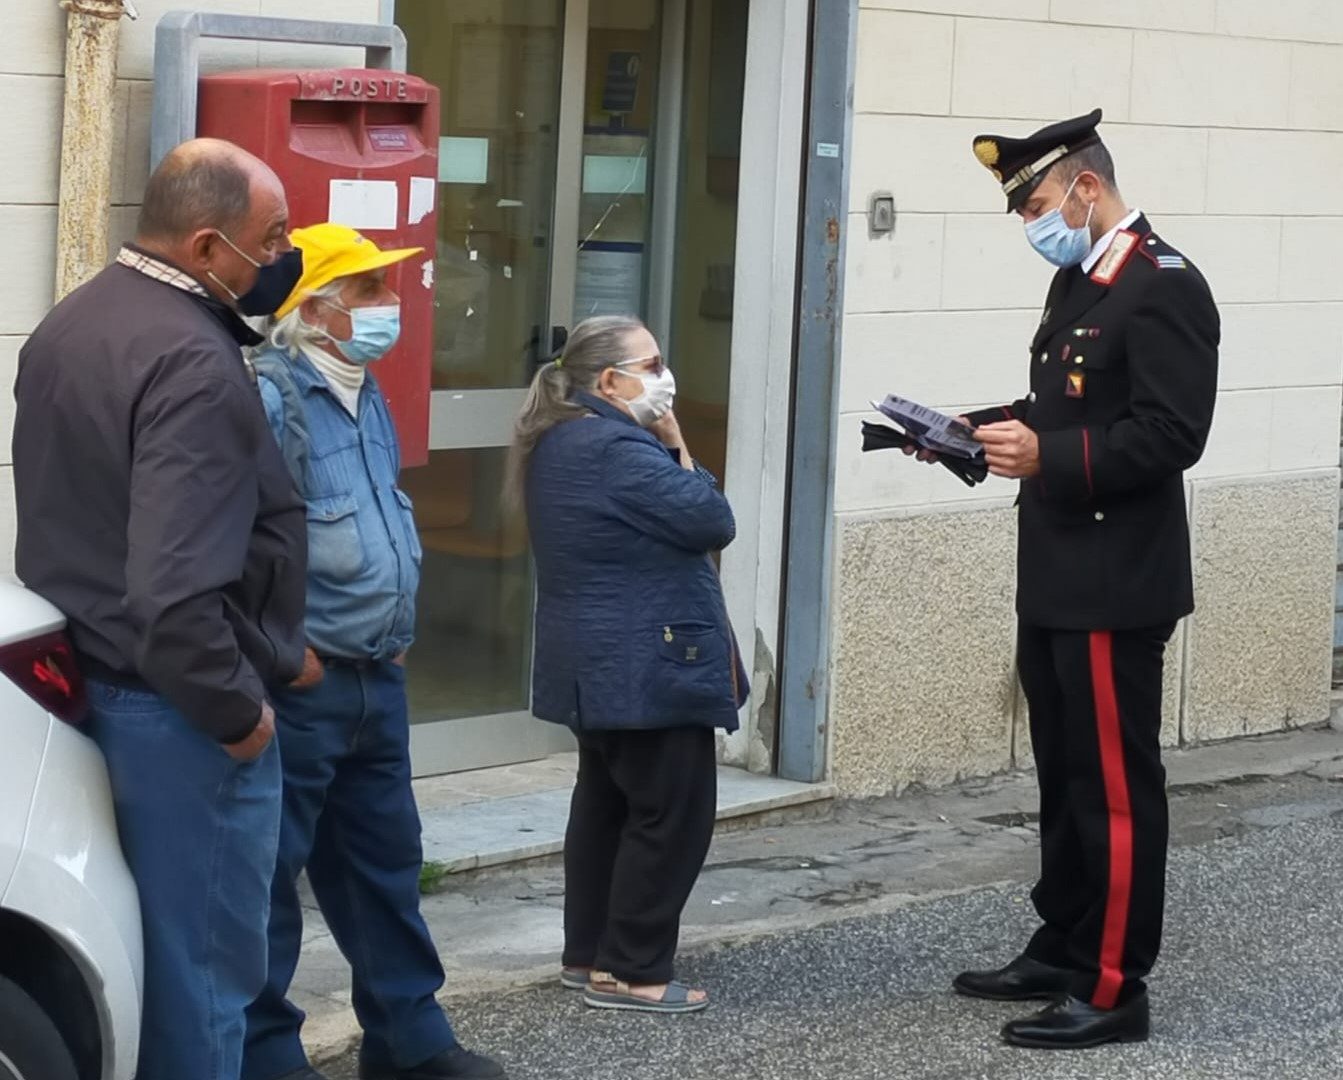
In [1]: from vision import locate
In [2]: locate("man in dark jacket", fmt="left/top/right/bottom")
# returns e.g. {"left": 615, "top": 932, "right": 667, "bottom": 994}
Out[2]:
{"left": 12, "top": 138, "right": 308, "bottom": 1080}
{"left": 946, "top": 111, "right": 1219, "bottom": 1049}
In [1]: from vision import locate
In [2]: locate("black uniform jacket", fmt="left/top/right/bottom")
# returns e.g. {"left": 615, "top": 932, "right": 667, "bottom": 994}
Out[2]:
{"left": 966, "top": 215, "right": 1219, "bottom": 631}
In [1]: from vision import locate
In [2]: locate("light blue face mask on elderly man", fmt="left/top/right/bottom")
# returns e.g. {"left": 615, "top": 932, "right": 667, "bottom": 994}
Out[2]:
{"left": 320, "top": 299, "right": 402, "bottom": 364}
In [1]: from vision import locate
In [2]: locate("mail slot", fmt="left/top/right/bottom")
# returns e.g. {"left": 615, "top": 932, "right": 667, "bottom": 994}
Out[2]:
{"left": 197, "top": 68, "right": 441, "bottom": 466}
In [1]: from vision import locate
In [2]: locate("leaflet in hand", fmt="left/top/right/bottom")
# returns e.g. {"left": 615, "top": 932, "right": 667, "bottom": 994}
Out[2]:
{"left": 869, "top": 395, "right": 983, "bottom": 460}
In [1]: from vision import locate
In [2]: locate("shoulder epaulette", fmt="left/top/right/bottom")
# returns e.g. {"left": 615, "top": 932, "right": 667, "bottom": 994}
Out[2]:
{"left": 1137, "top": 233, "right": 1188, "bottom": 271}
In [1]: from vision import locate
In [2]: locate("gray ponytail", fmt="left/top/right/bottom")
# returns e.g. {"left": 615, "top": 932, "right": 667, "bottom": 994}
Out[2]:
{"left": 505, "top": 315, "right": 647, "bottom": 509}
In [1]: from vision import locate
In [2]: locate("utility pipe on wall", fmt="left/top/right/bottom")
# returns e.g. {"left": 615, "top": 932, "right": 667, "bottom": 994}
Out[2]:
{"left": 54, "top": 0, "right": 137, "bottom": 302}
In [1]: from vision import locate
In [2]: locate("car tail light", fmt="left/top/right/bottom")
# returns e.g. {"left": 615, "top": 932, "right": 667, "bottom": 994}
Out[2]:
{"left": 0, "top": 631, "right": 88, "bottom": 726}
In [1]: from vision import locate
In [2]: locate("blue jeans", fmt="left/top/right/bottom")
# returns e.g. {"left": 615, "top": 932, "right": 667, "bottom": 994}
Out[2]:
{"left": 86, "top": 681, "right": 282, "bottom": 1080}
{"left": 242, "top": 661, "right": 455, "bottom": 1080}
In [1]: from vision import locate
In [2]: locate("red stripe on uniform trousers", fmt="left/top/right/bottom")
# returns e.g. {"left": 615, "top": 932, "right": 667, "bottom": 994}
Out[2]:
{"left": 1001, "top": 406, "right": 1013, "bottom": 420}
{"left": 1089, "top": 630, "right": 1133, "bottom": 1010}
{"left": 1082, "top": 428, "right": 1094, "bottom": 498}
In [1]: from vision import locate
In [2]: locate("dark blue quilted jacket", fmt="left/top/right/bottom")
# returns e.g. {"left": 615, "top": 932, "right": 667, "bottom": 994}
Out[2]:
{"left": 525, "top": 392, "right": 748, "bottom": 732}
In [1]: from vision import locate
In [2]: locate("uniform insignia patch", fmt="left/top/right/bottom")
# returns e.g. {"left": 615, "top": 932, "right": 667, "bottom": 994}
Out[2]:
{"left": 1156, "top": 255, "right": 1187, "bottom": 270}
{"left": 1066, "top": 371, "right": 1086, "bottom": 398}
{"left": 1090, "top": 229, "right": 1139, "bottom": 286}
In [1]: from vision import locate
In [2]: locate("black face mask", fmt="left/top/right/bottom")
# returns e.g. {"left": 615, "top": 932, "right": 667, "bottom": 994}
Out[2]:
{"left": 236, "top": 249, "right": 304, "bottom": 317}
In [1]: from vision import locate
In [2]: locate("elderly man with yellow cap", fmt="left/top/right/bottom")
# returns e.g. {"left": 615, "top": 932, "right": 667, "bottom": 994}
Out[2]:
{"left": 241, "top": 224, "right": 506, "bottom": 1080}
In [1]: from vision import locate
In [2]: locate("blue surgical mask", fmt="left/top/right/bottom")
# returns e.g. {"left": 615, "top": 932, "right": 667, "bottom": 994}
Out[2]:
{"left": 322, "top": 301, "right": 402, "bottom": 364}
{"left": 1024, "top": 178, "right": 1095, "bottom": 268}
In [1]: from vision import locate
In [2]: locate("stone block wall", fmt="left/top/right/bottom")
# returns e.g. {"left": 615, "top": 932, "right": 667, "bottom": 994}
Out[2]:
{"left": 832, "top": 0, "right": 1343, "bottom": 795}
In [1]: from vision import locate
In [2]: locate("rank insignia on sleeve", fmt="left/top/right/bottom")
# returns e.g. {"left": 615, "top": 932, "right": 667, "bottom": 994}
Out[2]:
{"left": 1090, "top": 229, "right": 1139, "bottom": 285}
{"left": 1066, "top": 371, "right": 1086, "bottom": 398}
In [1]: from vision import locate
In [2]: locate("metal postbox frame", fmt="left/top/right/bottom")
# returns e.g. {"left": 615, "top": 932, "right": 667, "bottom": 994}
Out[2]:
{"left": 150, "top": 11, "right": 408, "bottom": 171}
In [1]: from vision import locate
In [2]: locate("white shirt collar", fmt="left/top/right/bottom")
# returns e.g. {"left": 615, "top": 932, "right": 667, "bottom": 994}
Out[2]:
{"left": 1081, "top": 208, "right": 1142, "bottom": 274}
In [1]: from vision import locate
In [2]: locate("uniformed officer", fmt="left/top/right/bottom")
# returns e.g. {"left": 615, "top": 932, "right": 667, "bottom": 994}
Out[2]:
{"left": 947, "top": 109, "right": 1219, "bottom": 1049}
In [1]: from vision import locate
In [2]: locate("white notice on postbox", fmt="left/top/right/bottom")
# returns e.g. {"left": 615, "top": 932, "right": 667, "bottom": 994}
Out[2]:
{"left": 328, "top": 179, "right": 399, "bottom": 231}
{"left": 408, "top": 177, "right": 436, "bottom": 226}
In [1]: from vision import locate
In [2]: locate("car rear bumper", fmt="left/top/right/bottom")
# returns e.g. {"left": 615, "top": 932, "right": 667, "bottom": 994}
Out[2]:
{"left": 2, "top": 716, "right": 143, "bottom": 1080}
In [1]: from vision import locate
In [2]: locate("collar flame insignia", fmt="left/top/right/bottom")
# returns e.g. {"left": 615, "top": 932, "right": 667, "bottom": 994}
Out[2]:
{"left": 1090, "top": 229, "right": 1140, "bottom": 286}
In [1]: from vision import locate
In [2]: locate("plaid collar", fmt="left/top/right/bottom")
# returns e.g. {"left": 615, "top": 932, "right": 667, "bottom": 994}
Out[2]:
{"left": 116, "top": 245, "right": 210, "bottom": 298}
{"left": 116, "top": 244, "right": 264, "bottom": 358}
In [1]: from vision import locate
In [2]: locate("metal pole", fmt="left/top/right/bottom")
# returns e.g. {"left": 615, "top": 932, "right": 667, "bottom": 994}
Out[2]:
{"left": 150, "top": 12, "right": 408, "bottom": 171}
{"left": 776, "top": 0, "right": 858, "bottom": 783}
{"left": 55, "top": 0, "right": 135, "bottom": 301}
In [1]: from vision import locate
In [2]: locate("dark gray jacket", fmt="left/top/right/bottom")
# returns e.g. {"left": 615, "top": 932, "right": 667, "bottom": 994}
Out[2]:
{"left": 12, "top": 257, "right": 307, "bottom": 743}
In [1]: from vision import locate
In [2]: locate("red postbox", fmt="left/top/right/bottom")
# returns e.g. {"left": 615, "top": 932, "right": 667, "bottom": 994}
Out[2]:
{"left": 197, "top": 69, "right": 440, "bottom": 467}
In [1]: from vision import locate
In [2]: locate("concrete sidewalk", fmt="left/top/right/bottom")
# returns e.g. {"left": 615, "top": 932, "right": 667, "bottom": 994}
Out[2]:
{"left": 295, "top": 725, "right": 1343, "bottom": 1065}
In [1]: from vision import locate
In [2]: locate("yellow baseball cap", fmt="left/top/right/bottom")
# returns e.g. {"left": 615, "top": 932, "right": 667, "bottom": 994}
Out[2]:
{"left": 275, "top": 223, "right": 424, "bottom": 319}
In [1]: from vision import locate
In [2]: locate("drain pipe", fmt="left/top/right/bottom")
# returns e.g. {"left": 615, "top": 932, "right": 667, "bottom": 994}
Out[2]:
{"left": 54, "top": 0, "right": 137, "bottom": 302}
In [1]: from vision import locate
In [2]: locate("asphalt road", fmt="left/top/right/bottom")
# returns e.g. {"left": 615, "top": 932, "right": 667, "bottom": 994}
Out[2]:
{"left": 325, "top": 798, "right": 1343, "bottom": 1080}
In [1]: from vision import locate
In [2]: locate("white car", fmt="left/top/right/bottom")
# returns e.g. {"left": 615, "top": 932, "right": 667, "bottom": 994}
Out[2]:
{"left": 0, "top": 582, "right": 142, "bottom": 1080}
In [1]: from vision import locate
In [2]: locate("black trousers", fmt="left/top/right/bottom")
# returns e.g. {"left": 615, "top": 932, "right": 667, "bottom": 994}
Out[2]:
{"left": 1018, "top": 622, "right": 1175, "bottom": 1008}
{"left": 561, "top": 726, "right": 718, "bottom": 984}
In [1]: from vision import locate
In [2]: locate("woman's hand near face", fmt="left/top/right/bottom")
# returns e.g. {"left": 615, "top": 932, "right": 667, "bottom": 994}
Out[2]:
{"left": 648, "top": 410, "right": 695, "bottom": 471}
{"left": 647, "top": 409, "right": 680, "bottom": 445}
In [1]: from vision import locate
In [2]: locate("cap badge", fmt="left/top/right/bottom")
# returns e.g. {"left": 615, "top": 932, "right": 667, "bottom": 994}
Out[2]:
{"left": 973, "top": 139, "right": 1000, "bottom": 168}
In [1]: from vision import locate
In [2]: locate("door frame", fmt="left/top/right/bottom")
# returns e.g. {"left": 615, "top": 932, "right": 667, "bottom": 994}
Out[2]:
{"left": 645, "top": 0, "right": 687, "bottom": 346}
{"left": 713, "top": 0, "right": 810, "bottom": 774}
{"left": 390, "top": 0, "right": 690, "bottom": 776}
{"left": 382, "top": 0, "right": 816, "bottom": 781}
{"left": 392, "top": 0, "right": 594, "bottom": 775}
{"left": 420, "top": 0, "right": 590, "bottom": 453}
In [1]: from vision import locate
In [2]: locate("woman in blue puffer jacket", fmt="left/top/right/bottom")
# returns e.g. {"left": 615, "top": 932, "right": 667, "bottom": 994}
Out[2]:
{"left": 509, "top": 315, "right": 748, "bottom": 1015}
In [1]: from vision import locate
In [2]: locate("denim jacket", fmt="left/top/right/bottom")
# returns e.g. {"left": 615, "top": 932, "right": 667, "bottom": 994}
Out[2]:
{"left": 255, "top": 347, "right": 421, "bottom": 660}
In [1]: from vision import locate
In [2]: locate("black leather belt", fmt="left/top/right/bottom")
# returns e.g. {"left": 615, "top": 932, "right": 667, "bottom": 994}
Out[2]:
{"left": 79, "top": 658, "right": 153, "bottom": 693}
{"left": 315, "top": 653, "right": 381, "bottom": 670}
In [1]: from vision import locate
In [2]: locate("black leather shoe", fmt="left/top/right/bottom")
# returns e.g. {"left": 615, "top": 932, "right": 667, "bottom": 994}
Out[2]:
{"left": 1002, "top": 993, "right": 1150, "bottom": 1049}
{"left": 953, "top": 955, "right": 1074, "bottom": 1001}
{"left": 273, "top": 1069, "right": 332, "bottom": 1080}
{"left": 359, "top": 1046, "right": 507, "bottom": 1080}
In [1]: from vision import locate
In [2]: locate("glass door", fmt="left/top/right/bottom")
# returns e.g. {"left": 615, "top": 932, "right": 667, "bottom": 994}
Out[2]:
{"left": 395, "top": 0, "right": 669, "bottom": 774}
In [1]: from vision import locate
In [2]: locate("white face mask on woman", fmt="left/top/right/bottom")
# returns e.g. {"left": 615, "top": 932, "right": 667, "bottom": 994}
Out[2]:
{"left": 612, "top": 360, "right": 677, "bottom": 427}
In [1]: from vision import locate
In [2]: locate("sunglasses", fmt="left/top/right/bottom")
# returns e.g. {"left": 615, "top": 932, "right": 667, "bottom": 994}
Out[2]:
{"left": 613, "top": 353, "right": 668, "bottom": 376}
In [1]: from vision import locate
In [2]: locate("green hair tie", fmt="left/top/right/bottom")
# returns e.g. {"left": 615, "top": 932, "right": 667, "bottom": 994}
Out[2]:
{"left": 554, "top": 357, "right": 563, "bottom": 368}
